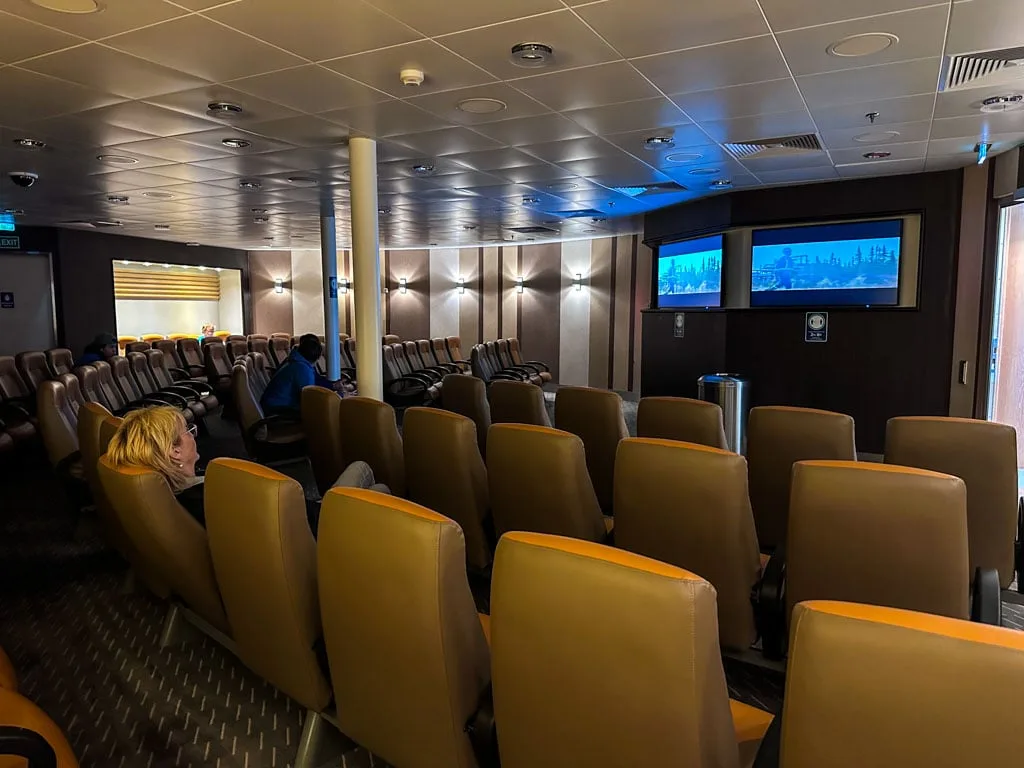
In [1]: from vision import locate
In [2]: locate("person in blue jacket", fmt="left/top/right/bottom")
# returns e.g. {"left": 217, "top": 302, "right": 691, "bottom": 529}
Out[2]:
{"left": 260, "top": 333, "right": 339, "bottom": 416}
{"left": 77, "top": 332, "right": 117, "bottom": 366}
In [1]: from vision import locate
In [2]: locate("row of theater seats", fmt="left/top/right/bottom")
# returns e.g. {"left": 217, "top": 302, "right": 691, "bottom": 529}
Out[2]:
{"left": 0, "top": 646, "right": 79, "bottom": 766}
{"left": 83, "top": 393, "right": 1024, "bottom": 767}
{"left": 469, "top": 339, "right": 552, "bottom": 386}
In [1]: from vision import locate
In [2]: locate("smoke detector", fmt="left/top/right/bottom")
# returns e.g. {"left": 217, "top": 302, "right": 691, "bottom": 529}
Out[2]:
{"left": 400, "top": 68, "right": 425, "bottom": 87}
{"left": 980, "top": 94, "right": 1024, "bottom": 113}
{"left": 511, "top": 43, "right": 554, "bottom": 68}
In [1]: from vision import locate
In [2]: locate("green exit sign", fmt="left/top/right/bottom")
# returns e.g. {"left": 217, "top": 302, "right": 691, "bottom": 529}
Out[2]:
{"left": 0, "top": 236, "right": 19, "bottom": 249}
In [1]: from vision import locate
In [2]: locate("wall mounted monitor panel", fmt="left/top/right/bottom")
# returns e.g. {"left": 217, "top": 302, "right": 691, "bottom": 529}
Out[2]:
{"left": 655, "top": 233, "right": 724, "bottom": 309}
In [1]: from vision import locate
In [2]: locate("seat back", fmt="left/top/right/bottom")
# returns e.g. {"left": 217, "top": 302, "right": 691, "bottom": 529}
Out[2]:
{"left": 344, "top": 338, "right": 358, "bottom": 368}
{"left": 614, "top": 438, "right": 761, "bottom": 651}
{"left": 338, "top": 340, "right": 356, "bottom": 370}
{"left": 98, "top": 413, "right": 121, "bottom": 451}
{"left": 126, "top": 351, "right": 160, "bottom": 396}
{"left": 491, "top": 533, "right": 740, "bottom": 768}
{"left": 318, "top": 489, "right": 490, "bottom": 768}
{"left": 469, "top": 345, "right": 491, "bottom": 381}
{"left": 885, "top": 416, "right": 1018, "bottom": 589}
{"left": 73, "top": 365, "right": 109, "bottom": 409}
{"left": 636, "top": 396, "right": 729, "bottom": 449}
{"left": 404, "top": 341, "right": 427, "bottom": 372}
{"left": 37, "top": 379, "right": 79, "bottom": 465}
{"left": 45, "top": 348, "right": 74, "bottom": 377}
{"left": 76, "top": 401, "right": 111, "bottom": 496}
{"left": 488, "top": 424, "right": 606, "bottom": 542}
{"left": 441, "top": 374, "right": 491, "bottom": 457}
{"left": 250, "top": 352, "right": 271, "bottom": 393}
{"left": 153, "top": 339, "right": 183, "bottom": 368}
{"left": 124, "top": 341, "right": 151, "bottom": 355}
{"left": 268, "top": 336, "right": 291, "bottom": 368}
{"left": 337, "top": 397, "right": 405, "bottom": 496}
{"left": 167, "top": 333, "right": 194, "bottom": 341}
{"left": 177, "top": 338, "right": 204, "bottom": 369}
{"left": 204, "top": 341, "right": 233, "bottom": 379}
{"left": 747, "top": 406, "right": 857, "bottom": 550}
{"left": 494, "top": 339, "right": 517, "bottom": 369}
{"left": 301, "top": 387, "right": 345, "bottom": 496}
{"left": 108, "top": 357, "right": 146, "bottom": 404}
{"left": 483, "top": 341, "right": 506, "bottom": 376}
{"left": 0, "top": 687, "right": 80, "bottom": 768}
{"left": 226, "top": 339, "right": 248, "bottom": 363}
{"left": 231, "top": 362, "right": 265, "bottom": 441}
{"left": 404, "top": 408, "right": 491, "bottom": 571}
{"left": 507, "top": 338, "right": 528, "bottom": 366}
{"left": 227, "top": 334, "right": 245, "bottom": 343}
{"left": 0, "top": 356, "right": 32, "bottom": 401}
{"left": 382, "top": 334, "right": 400, "bottom": 346}
{"left": 214, "top": 331, "right": 232, "bottom": 340}
{"left": 489, "top": 380, "right": 550, "bottom": 426}
{"left": 248, "top": 336, "right": 271, "bottom": 362}
{"left": 783, "top": 602, "right": 1024, "bottom": 768}
{"left": 140, "top": 334, "right": 165, "bottom": 343}
{"left": 57, "top": 372, "right": 86, "bottom": 410}
{"left": 446, "top": 336, "right": 465, "bottom": 362}
{"left": 390, "top": 342, "right": 415, "bottom": 377}
{"left": 417, "top": 339, "right": 438, "bottom": 367}
{"left": 117, "top": 335, "right": 137, "bottom": 352}
{"left": 98, "top": 456, "right": 229, "bottom": 633}
{"left": 431, "top": 337, "right": 453, "bottom": 365}
{"left": 204, "top": 459, "right": 331, "bottom": 712}
{"left": 787, "top": 461, "right": 969, "bottom": 621}
{"left": 554, "top": 386, "right": 628, "bottom": 515}
{"left": 144, "top": 349, "right": 178, "bottom": 390}
{"left": 15, "top": 351, "right": 50, "bottom": 392}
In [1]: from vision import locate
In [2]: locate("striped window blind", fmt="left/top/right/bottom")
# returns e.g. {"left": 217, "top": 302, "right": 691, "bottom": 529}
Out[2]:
{"left": 113, "top": 267, "right": 220, "bottom": 300}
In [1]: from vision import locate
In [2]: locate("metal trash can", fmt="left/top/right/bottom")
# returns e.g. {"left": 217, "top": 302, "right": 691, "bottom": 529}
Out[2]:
{"left": 697, "top": 373, "right": 750, "bottom": 454}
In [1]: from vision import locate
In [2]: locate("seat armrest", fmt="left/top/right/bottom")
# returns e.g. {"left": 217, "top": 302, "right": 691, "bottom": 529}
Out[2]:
{"left": 168, "top": 366, "right": 192, "bottom": 381}
{"left": 465, "top": 685, "right": 499, "bottom": 768}
{"left": 386, "top": 377, "right": 428, "bottom": 395}
{"left": 971, "top": 566, "right": 1002, "bottom": 626}
{"left": 247, "top": 413, "right": 303, "bottom": 443}
{"left": 752, "top": 549, "right": 787, "bottom": 660}
{"left": 521, "top": 359, "right": 550, "bottom": 372}
{"left": 143, "top": 391, "right": 190, "bottom": 408}
{"left": 0, "top": 726, "right": 58, "bottom": 768}
{"left": 0, "top": 401, "right": 32, "bottom": 423}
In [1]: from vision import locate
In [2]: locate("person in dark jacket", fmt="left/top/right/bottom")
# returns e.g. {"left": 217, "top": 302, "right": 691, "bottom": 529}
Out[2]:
{"left": 260, "top": 334, "right": 338, "bottom": 416}
{"left": 77, "top": 332, "right": 117, "bottom": 366}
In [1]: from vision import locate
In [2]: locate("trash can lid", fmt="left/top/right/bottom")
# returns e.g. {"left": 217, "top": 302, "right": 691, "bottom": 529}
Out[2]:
{"left": 698, "top": 373, "right": 748, "bottom": 385}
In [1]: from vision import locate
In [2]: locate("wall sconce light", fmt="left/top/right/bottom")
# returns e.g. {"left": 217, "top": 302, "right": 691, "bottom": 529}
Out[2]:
{"left": 399, "top": 277, "right": 407, "bottom": 294}
{"left": 339, "top": 277, "right": 349, "bottom": 294}
{"left": 573, "top": 273, "right": 582, "bottom": 291}
{"left": 457, "top": 277, "right": 465, "bottom": 294}
{"left": 274, "top": 278, "right": 284, "bottom": 294}
{"left": 515, "top": 276, "right": 524, "bottom": 294}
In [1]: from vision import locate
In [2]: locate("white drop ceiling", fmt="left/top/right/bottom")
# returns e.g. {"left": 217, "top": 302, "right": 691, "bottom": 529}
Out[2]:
{"left": 0, "top": 0, "right": 1021, "bottom": 250}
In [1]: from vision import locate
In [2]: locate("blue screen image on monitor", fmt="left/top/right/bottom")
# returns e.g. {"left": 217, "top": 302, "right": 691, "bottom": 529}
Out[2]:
{"left": 657, "top": 233, "right": 723, "bottom": 308}
{"left": 750, "top": 219, "right": 902, "bottom": 307}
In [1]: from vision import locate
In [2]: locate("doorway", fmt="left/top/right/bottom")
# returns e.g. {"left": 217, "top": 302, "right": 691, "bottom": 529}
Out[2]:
{"left": 0, "top": 251, "right": 56, "bottom": 357}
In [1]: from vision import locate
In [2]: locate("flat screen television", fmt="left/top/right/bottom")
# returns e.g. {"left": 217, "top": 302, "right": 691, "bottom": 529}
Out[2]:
{"left": 750, "top": 219, "right": 903, "bottom": 307}
{"left": 656, "top": 233, "right": 724, "bottom": 309}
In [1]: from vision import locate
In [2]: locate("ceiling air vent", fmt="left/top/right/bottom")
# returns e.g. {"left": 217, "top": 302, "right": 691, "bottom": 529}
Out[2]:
{"left": 724, "top": 133, "right": 823, "bottom": 160}
{"left": 505, "top": 225, "right": 559, "bottom": 234}
{"left": 941, "top": 47, "right": 1024, "bottom": 91}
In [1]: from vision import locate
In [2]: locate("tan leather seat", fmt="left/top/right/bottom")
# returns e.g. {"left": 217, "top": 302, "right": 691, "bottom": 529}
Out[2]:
{"left": 45, "top": 348, "right": 74, "bottom": 378}
{"left": 128, "top": 351, "right": 206, "bottom": 420}
{"left": 117, "top": 335, "right": 137, "bottom": 353}
{"left": 747, "top": 406, "right": 857, "bottom": 551}
{"left": 153, "top": 339, "right": 184, "bottom": 369}
{"left": 555, "top": 386, "right": 628, "bottom": 515}
{"left": 885, "top": 417, "right": 1018, "bottom": 589}
{"left": 14, "top": 351, "right": 50, "bottom": 393}
{"left": 204, "top": 459, "right": 332, "bottom": 750}
{"left": 226, "top": 339, "right": 248, "bottom": 364}
{"left": 232, "top": 360, "right": 305, "bottom": 462}
{"left": 301, "top": 386, "right": 345, "bottom": 496}
{"left": 433, "top": 337, "right": 469, "bottom": 372}
{"left": 124, "top": 341, "right": 151, "bottom": 355}
{"left": 382, "top": 334, "right": 400, "bottom": 346}
{"left": 636, "top": 396, "right": 729, "bottom": 449}
{"left": 490, "top": 533, "right": 773, "bottom": 768}
{"left": 441, "top": 374, "right": 491, "bottom": 457}
{"left": 404, "top": 407, "right": 492, "bottom": 572}
{"left": 778, "top": 601, "right": 1024, "bottom": 767}
{"left": 488, "top": 424, "right": 610, "bottom": 542}
{"left": 98, "top": 413, "right": 121, "bottom": 451}
{"left": 489, "top": 380, "right": 550, "bottom": 427}
{"left": 141, "top": 334, "right": 165, "bottom": 343}
{"left": 506, "top": 338, "right": 551, "bottom": 383}
{"left": 77, "top": 403, "right": 125, "bottom": 545}
{"left": 0, "top": 647, "right": 16, "bottom": 692}
{"left": 787, "top": 461, "right": 969, "bottom": 622}
{"left": 268, "top": 336, "right": 291, "bottom": 368}
{"left": 37, "top": 379, "right": 80, "bottom": 471}
{"left": 74, "top": 364, "right": 112, "bottom": 411}
{"left": 176, "top": 338, "right": 207, "bottom": 380}
{"left": 337, "top": 396, "right": 405, "bottom": 497}
{"left": 318, "top": 488, "right": 490, "bottom": 768}
{"left": 0, "top": 356, "right": 37, "bottom": 444}
{"left": 614, "top": 438, "right": 762, "bottom": 652}
{"left": 97, "top": 456, "right": 229, "bottom": 633}
{"left": 0, "top": 687, "right": 79, "bottom": 767}
{"left": 144, "top": 349, "right": 218, "bottom": 411}
{"left": 203, "top": 342, "right": 233, "bottom": 398}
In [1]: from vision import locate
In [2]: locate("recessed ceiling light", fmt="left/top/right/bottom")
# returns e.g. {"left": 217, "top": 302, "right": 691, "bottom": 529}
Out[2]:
{"left": 687, "top": 167, "right": 721, "bottom": 176}
{"left": 207, "top": 102, "right": 244, "bottom": 119}
{"left": 2, "top": 208, "right": 24, "bottom": 216}
{"left": 522, "top": 196, "right": 540, "bottom": 205}
{"left": 29, "top": 0, "right": 101, "bottom": 13}
{"left": 94, "top": 219, "right": 122, "bottom": 227}
{"left": 154, "top": 224, "right": 171, "bottom": 230}
{"left": 457, "top": 98, "right": 507, "bottom": 114}
{"left": 286, "top": 175, "right": 317, "bottom": 185}
{"left": 643, "top": 136, "right": 675, "bottom": 150}
{"left": 826, "top": 32, "right": 898, "bottom": 58}
{"left": 979, "top": 94, "right": 1024, "bottom": 113}
{"left": 863, "top": 151, "right": 892, "bottom": 159}
{"left": 107, "top": 195, "right": 129, "bottom": 204}
{"left": 186, "top": 242, "right": 200, "bottom": 247}
{"left": 378, "top": 207, "right": 391, "bottom": 215}
{"left": 709, "top": 179, "right": 733, "bottom": 188}
{"left": 13, "top": 138, "right": 46, "bottom": 149}
{"left": 263, "top": 236, "right": 274, "bottom": 241}
{"left": 250, "top": 207, "right": 268, "bottom": 214}
{"left": 853, "top": 130, "right": 901, "bottom": 143}
{"left": 411, "top": 163, "right": 435, "bottom": 176}
{"left": 592, "top": 217, "right": 607, "bottom": 223}
{"left": 96, "top": 154, "right": 137, "bottom": 165}
{"left": 142, "top": 191, "right": 175, "bottom": 199}
{"left": 511, "top": 42, "right": 554, "bottom": 68}
{"left": 547, "top": 181, "right": 579, "bottom": 191}
{"left": 253, "top": 215, "right": 269, "bottom": 223}
{"left": 238, "top": 180, "right": 261, "bottom": 190}
{"left": 221, "top": 138, "right": 251, "bottom": 149}
{"left": 664, "top": 152, "right": 703, "bottom": 164}
{"left": 163, "top": 263, "right": 171, "bottom": 268}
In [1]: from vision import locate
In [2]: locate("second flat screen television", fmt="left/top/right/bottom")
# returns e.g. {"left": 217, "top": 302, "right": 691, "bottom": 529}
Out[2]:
{"left": 656, "top": 233, "right": 724, "bottom": 309}
{"left": 750, "top": 219, "right": 903, "bottom": 307}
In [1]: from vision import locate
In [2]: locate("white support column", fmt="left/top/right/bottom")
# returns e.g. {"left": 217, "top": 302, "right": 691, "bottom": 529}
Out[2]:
{"left": 349, "top": 136, "right": 383, "bottom": 400}
{"left": 320, "top": 204, "right": 340, "bottom": 380}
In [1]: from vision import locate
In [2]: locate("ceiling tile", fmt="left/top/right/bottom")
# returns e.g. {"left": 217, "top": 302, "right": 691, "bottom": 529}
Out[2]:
{"left": 830, "top": 140, "right": 927, "bottom": 165}
{"left": 633, "top": 37, "right": 789, "bottom": 95}
{"left": 520, "top": 136, "right": 623, "bottom": 164}
{"left": 405, "top": 83, "right": 549, "bottom": 125}
{"left": 243, "top": 116, "right": 349, "bottom": 147}
{"left": 173, "top": 128, "right": 295, "bottom": 155}
{"left": 511, "top": 62, "right": 660, "bottom": 112}
{"left": 739, "top": 150, "right": 834, "bottom": 172}
{"left": 469, "top": 113, "right": 591, "bottom": 146}
{"left": 163, "top": 0, "right": 226, "bottom": 8}
{"left": 143, "top": 85, "right": 303, "bottom": 124}
{"left": 0, "top": 0, "right": 186, "bottom": 39}
{"left": 699, "top": 110, "right": 815, "bottom": 142}
{"left": 604, "top": 124, "right": 712, "bottom": 156}
{"left": 933, "top": 82, "right": 1024, "bottom": 119}
{"left": 230, "top": 65, "right": 388, "bottom": 114}
{"left": 77, "top": 101, "right": 223, "bottom": 137}
{"left": 0, "top": 67, "right": 124, "bottom": 121}
{"left": 17, "top": 117, "right": 163, "bottom": 154}
{"left": 796, "top": 58, "right": 941, "bottom": 108}
{"left": 946, "top": 0, "right": 1023, "bottom": 55}
{"left": 106, "top": 136, "right": 231, "bottom": 163}
{"left": 321, "top": 99, "right": 448, "bottom": 137}
{"left": 565, "top": 97, "right": 691, "bottom": 135}
{"left": 105, "top": 15, "right": 305, "bottom": 82}
{"left": 576, "top": 0, "right": 769, "bottom": 58}
{"left": 777, "top": 6, "right": 948, "bottom": 77}
{"left": 21, "top": 44, "right": 211, "bottom": 100}
{"left": 820, "top": 119, "right": 932, "bottom": 149}
{"left": 757, "top": 166, "right": 839, "bottom": 184}
{"left": 759, "top": 0, "right": 947, "bottom": 32}
{"left": 808, "top": 93, "right": 937, "bottom": 129}
{"left": 205, "top": 0, "right": 421, "bottom": 62}
{"left": 670, "top": 79, "right": 804, "bottom": 122}
{"left": 929, "top": 111, "right": 1024, "bottom": 139}
{"left": 835, "top": 157, "right": 925, "bottom": 177}
{"left": 438, "top": 10, "right": 621, "bottom": 80}
{"left": 363, "top": 0, "right": 562, "bottom": 37}
{"left": 89, "top": 169, "right": 185, "bottom": 192}
{"left": 257, "top": 147, "right": 350, "bottom": 171}
{"left": 0, "top": 11, "right": 83, "bottom": 64}
{"left": 389, "top": 126, "right": 501, "bottom": 156}
{"left": 444, "top": 148, "right": 545, "bottom": 171}
{"left": 928, "top": 133, "right": 1024, "bottom": 157}
{"left": 142, "top": 163, "right": 237, "bottom": 183}
{"left": 496, "top": 165, "right": 576, "bottom": 184}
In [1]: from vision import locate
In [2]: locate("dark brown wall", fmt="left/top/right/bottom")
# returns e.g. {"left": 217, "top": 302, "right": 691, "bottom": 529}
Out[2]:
{"left": 248, "top": 250, "right": 293, "bottom": 336}
{"left": 54, "top": 229, "right": 250, "bottom": 356}
{"left": 643, "top": 171, "right": 964, "bottom": 452}
{"left": 386, "top": 249, "right": 430, "bottom": 342}
{"left": 519, "top": 243, "right": 562, "bottom": 384}
{"left": 640, "top": 311, "right": 727, "bottom": 398}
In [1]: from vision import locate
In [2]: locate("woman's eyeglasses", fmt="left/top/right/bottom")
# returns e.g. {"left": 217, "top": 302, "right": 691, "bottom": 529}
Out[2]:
{"left": 187, "top": 424, "right": 199, "bottom": 438}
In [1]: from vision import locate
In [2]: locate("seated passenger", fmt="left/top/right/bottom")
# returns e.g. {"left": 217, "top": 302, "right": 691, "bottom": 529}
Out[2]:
{"left": 77, "top": 332, "right": 118, "bottom": 366}
{"left": 106, "top": 406, "right": 385, "bottom": 533}
{"left": 261, "top": 333, "right": 340, "bottom": 416}
{"left": 199, "top": 323, "right": 215, "bottom": 341}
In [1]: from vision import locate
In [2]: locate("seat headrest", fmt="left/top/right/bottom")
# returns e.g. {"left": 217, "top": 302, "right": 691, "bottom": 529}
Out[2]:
{"left": 489, "top": 380, "right": 550, "bottom": 427}
{"left": 337, "top": 396, "right": 405, "bottom": 496}
{"left": 783, "top": 601, "right": 1024, "bottom": 767}
{"left": 636, "top": 396, "right": 729, "bottom": 449}
{"left": 301, "top": 386, "right": 345, "bottom": 495}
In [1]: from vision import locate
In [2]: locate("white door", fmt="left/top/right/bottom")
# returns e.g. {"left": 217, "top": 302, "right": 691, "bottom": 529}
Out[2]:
{"left": 0, "top": 252, "right": 56, "bottom": 357}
